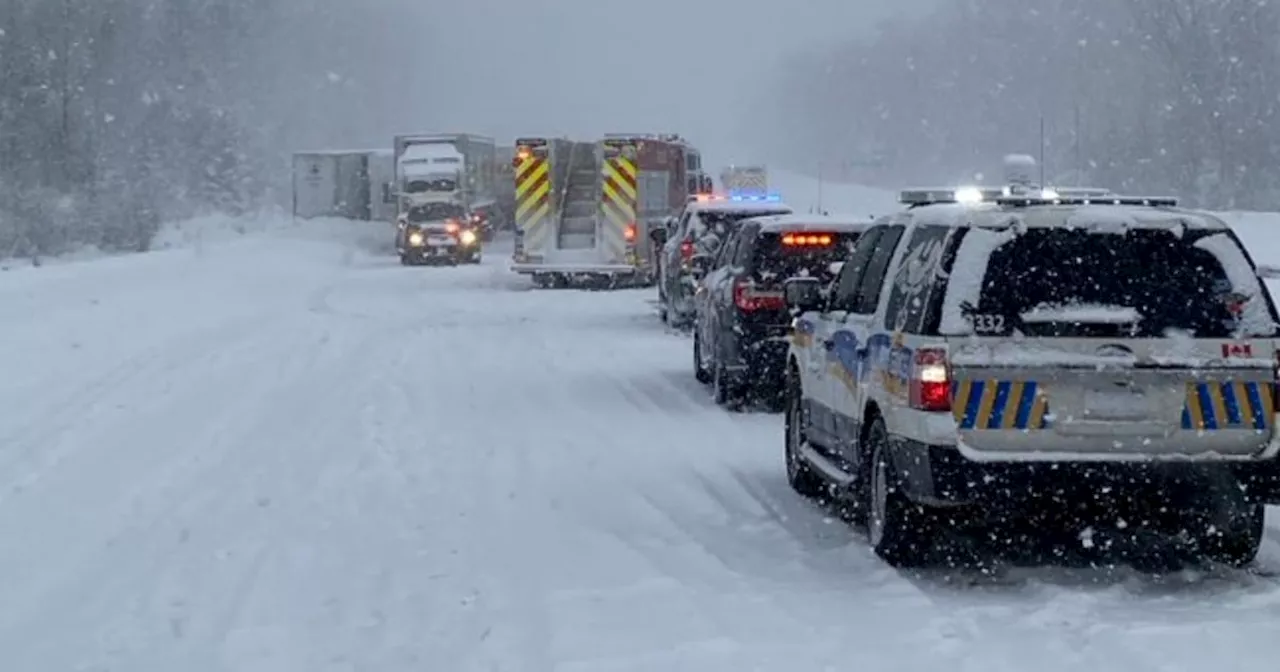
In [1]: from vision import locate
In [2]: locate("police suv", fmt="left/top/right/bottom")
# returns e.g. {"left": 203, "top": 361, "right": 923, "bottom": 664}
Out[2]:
{"left": 655, "top": 193, "right": 792, "bottom": 327}
{"left": 782, "top": 186, "right": 1280, "bottom": 567}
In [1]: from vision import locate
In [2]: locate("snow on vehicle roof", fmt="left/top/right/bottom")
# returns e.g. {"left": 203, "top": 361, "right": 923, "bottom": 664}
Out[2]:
{"left": 749, "top": 214, "right": 872, "bottom": 232}
{"left": 400, "top": 143, "right": 464, "bottom": 161}
{"left": 912, "top": 201, "right": 1226, "bottom": 233}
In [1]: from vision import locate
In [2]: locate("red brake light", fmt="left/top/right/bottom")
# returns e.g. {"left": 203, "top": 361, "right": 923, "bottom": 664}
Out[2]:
{"left": 733, "top": 278, "right": 785, "bottom": 311}
{"left": 781, "top": 233, "right": 834, "bottom": 246}
{"left": 1273, "top": 349, "right": 1280, "bottom": 407}
{"left": 909, "top": 348, "right": 951, "bottom": 412}
{"left": 624, "top": 223, "right": 637, "bottom": 242}
{"left": 680, "top": 240, "right": 695, "bottom": 259}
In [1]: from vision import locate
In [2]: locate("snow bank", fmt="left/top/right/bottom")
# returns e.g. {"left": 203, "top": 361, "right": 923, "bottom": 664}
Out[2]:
{"left": 0, "top": 209, "right": 397, "bottom": 272}
{"left": 149, "top": 209, "right": 294, "bottom": 250}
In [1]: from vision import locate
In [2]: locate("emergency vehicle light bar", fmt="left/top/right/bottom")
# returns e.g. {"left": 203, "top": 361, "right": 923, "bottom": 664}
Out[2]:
{"left": 726, "top": 189, "right": 776, "bottom": 201}
{"left": 781, "top": 233, "right": 833, "bottom": 246}
{"left": 900, "top": 185, "right": 1124, "bottom": 207}
{"left": 692, "top": 192, "right": 783, "bottom": 203}
{"left": 996, "top": 195, "right": 1178, "bottom": 207}
{"left": 899, "top": 187, "right": 1005, "bottom": 206}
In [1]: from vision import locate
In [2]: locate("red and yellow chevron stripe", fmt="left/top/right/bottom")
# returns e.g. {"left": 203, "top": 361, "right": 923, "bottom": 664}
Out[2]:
{"left": 514, "top": 154, "right": 551, "bottom": 230}
{"left": 601, "top": 155, "right": 637, "bottom": 235}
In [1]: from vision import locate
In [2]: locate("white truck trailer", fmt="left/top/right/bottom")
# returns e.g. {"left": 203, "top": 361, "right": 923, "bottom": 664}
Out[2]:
{"left": 292, "top": 149, "right": 395, "bottom": 221}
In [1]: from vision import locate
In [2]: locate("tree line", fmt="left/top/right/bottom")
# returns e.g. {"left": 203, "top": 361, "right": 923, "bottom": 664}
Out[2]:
{"left": 754, "top": 0, "right": 1280, "bottom": 210}
{"left": 0, "top": 0, "right": 429, "bottom": 259}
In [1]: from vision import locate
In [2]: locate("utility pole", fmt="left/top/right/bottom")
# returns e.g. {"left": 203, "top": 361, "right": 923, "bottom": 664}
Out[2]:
{"left": 1074, "top": 104, "right": 1082, "bottom": 186}
{"left": 817, "top": 161, "right": 823, "bottom": 212}
{"left": 1038, "top": 116, "right": 1046, "bottom": 187}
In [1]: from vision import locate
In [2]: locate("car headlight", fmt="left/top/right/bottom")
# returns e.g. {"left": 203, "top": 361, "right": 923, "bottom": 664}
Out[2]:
{"left": 459, "top": 229, "right": 477, "bottom": 245}
{"left": 408, "top": 232, "right": 424, "bottom": 246}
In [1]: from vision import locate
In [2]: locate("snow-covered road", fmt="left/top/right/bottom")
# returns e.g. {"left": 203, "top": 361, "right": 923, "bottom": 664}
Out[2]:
{"left": 3, "top": 224, "right": 1280, "bottom": 671}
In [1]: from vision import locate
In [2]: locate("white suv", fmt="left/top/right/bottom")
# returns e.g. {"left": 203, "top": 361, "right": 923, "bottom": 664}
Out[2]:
{"left": 782, "top": 188, "right": 1280, "bottom": 568}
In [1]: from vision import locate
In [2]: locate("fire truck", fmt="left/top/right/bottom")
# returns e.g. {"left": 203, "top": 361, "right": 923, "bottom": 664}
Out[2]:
{"left": 603, "top": 133, "right": 712, "bottom": 278}
{"left": 509, "top": 133, "right": 712, "bottom": 288}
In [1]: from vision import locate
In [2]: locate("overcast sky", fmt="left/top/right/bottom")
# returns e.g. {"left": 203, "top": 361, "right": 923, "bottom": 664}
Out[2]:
{"left": 365, "top": 0, "right": 933, "bottom": 163}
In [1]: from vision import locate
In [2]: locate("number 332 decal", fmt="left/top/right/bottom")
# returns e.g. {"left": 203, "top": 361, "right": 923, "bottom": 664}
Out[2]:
{"left": 969, "top": 314, "right": 1005, "bottom": 334}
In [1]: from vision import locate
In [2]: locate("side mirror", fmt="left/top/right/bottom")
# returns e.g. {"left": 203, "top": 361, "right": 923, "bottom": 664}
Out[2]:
{"left": 785, "top": 277, "right": 824, "bottom": 313}
{"left": 687, "top": 176, "right": 699, "bottom": 194}
{"left": 689, "top": 253, "right": 712, "bottom": 278}
{"left": 828, "top": 261, "right": 844, "bottom": 276}
{"left": 649, "top": 226, "right": 668, "bottom": 246}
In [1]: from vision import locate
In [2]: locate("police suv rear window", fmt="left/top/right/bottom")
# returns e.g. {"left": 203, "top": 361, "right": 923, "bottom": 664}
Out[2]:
{"left": 692, "top": 210, "right": 791, "bottom": 239}
{"left": 752, "top": 231, "right": 860, "bottom": 283}
{"left": 945, "top": 227, "right": 1278, "bottom": 338}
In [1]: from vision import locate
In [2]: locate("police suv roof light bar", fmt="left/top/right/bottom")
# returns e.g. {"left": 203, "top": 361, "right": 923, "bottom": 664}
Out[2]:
{"left": 899, "top": 187, "right": 1005, "bottom": 206}
{"left": 995, "top": 195, "right": 1178, "bottom": 207}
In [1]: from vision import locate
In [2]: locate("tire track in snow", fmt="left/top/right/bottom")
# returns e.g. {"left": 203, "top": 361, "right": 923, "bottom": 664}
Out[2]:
{"left": 0, "top": 318, "right": 343, "bottom": 669}
{"left": 65, "top": 318, "right": 376, "bottom": 670}
{"left": 0, "top": 311, "right": 295, "bottom": 506}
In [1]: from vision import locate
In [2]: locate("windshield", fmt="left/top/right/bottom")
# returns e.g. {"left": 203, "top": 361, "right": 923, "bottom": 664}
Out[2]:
{"left": 691, "top": 209, "right": 790, "bottom": 240}
{"left": 970, "top": 228, "right": 1278, "bottom": 338}
{"left": 406, "top": 203, "right": 463, "bottom": 222}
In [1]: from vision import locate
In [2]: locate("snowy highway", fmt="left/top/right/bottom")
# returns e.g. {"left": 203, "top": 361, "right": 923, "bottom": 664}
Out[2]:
{"left": 3, "top": 224, "right": 1280, "bottom": 671}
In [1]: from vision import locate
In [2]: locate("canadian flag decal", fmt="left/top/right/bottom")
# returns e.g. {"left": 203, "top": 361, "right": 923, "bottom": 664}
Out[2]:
{"left": 1222, "top": 343, "right": 1253, "bottom": 358}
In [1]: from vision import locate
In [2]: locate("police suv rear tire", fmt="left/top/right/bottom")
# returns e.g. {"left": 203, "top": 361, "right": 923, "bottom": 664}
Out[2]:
{"left": 693, "top": 331, "right": 712, "bottom": 384}
{"left": 866, "top": 417, "right": 935, "bottom": 567}
{"left": 1202, "top": 503, "right": 1264, "bottom": 568}
{"left": 713, "top": 360, "right": 741, "bottom": 407}
{"left": 1191, "top": 475, "right": 1265, "bottom": 567}
{"left": 785, "top": 368, "right": 824, "bottom": 498}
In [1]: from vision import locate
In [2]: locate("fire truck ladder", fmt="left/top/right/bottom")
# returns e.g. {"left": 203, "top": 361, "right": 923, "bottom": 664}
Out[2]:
{"left": 556, "top": 142, "right": 601, "bottom": 250}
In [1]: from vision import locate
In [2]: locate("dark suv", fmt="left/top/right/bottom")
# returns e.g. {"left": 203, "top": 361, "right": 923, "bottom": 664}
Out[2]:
{"left": 654, "top": 196, "right": 792, "bottom": 327}
{"left": 691, "top": 214, "right": 870, "bottom": 408}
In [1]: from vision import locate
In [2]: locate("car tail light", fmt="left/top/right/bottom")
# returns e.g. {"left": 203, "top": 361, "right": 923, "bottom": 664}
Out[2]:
{"left": 909, "top": 348, "right": 951, "bottom": 412}
{"left": 624, "top": 223, "right": 637, "bottom": 243}
{"left": 1273, "top": 349, "right": 1280, "bottom": 410}
{"left": 733, "top": 278, "right": 785, "bottom": 311}
{"left": 680, "top": 240, "right": 694, "bottom": 260}
{"left": 781, "top": 233, "right": 834, "bottom": 246}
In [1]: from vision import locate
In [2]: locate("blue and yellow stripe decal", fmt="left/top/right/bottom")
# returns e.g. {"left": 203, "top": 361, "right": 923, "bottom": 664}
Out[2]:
{"left": 951, "top": 380, "right": 1049, "bottom": 430}
{"left": 791, "top": 319, "right": 815, "bottom": 348}
{"left": 1181, "top": 381, "right": 1274, "bottom": 431}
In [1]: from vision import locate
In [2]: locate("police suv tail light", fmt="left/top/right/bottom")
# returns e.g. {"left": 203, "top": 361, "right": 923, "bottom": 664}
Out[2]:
{"left": 733, "top": 278, "right": 785, "bottom": 311}
{"left": 909, "top": 348, "right": 951, "bottom": 412}
{"left": 624, "top": 223, "right": 637, "bottom": 243}
{"left": 680, "top": 240, "right": 695, "bottom": 260}
{"left": 1273, "top": 349, "right": 1280, "bottom": 410}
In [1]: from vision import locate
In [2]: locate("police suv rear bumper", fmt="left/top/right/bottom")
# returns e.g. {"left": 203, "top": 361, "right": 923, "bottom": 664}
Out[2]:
{"left": 890, "top": 437, "right": 1280, "bottom": 506}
